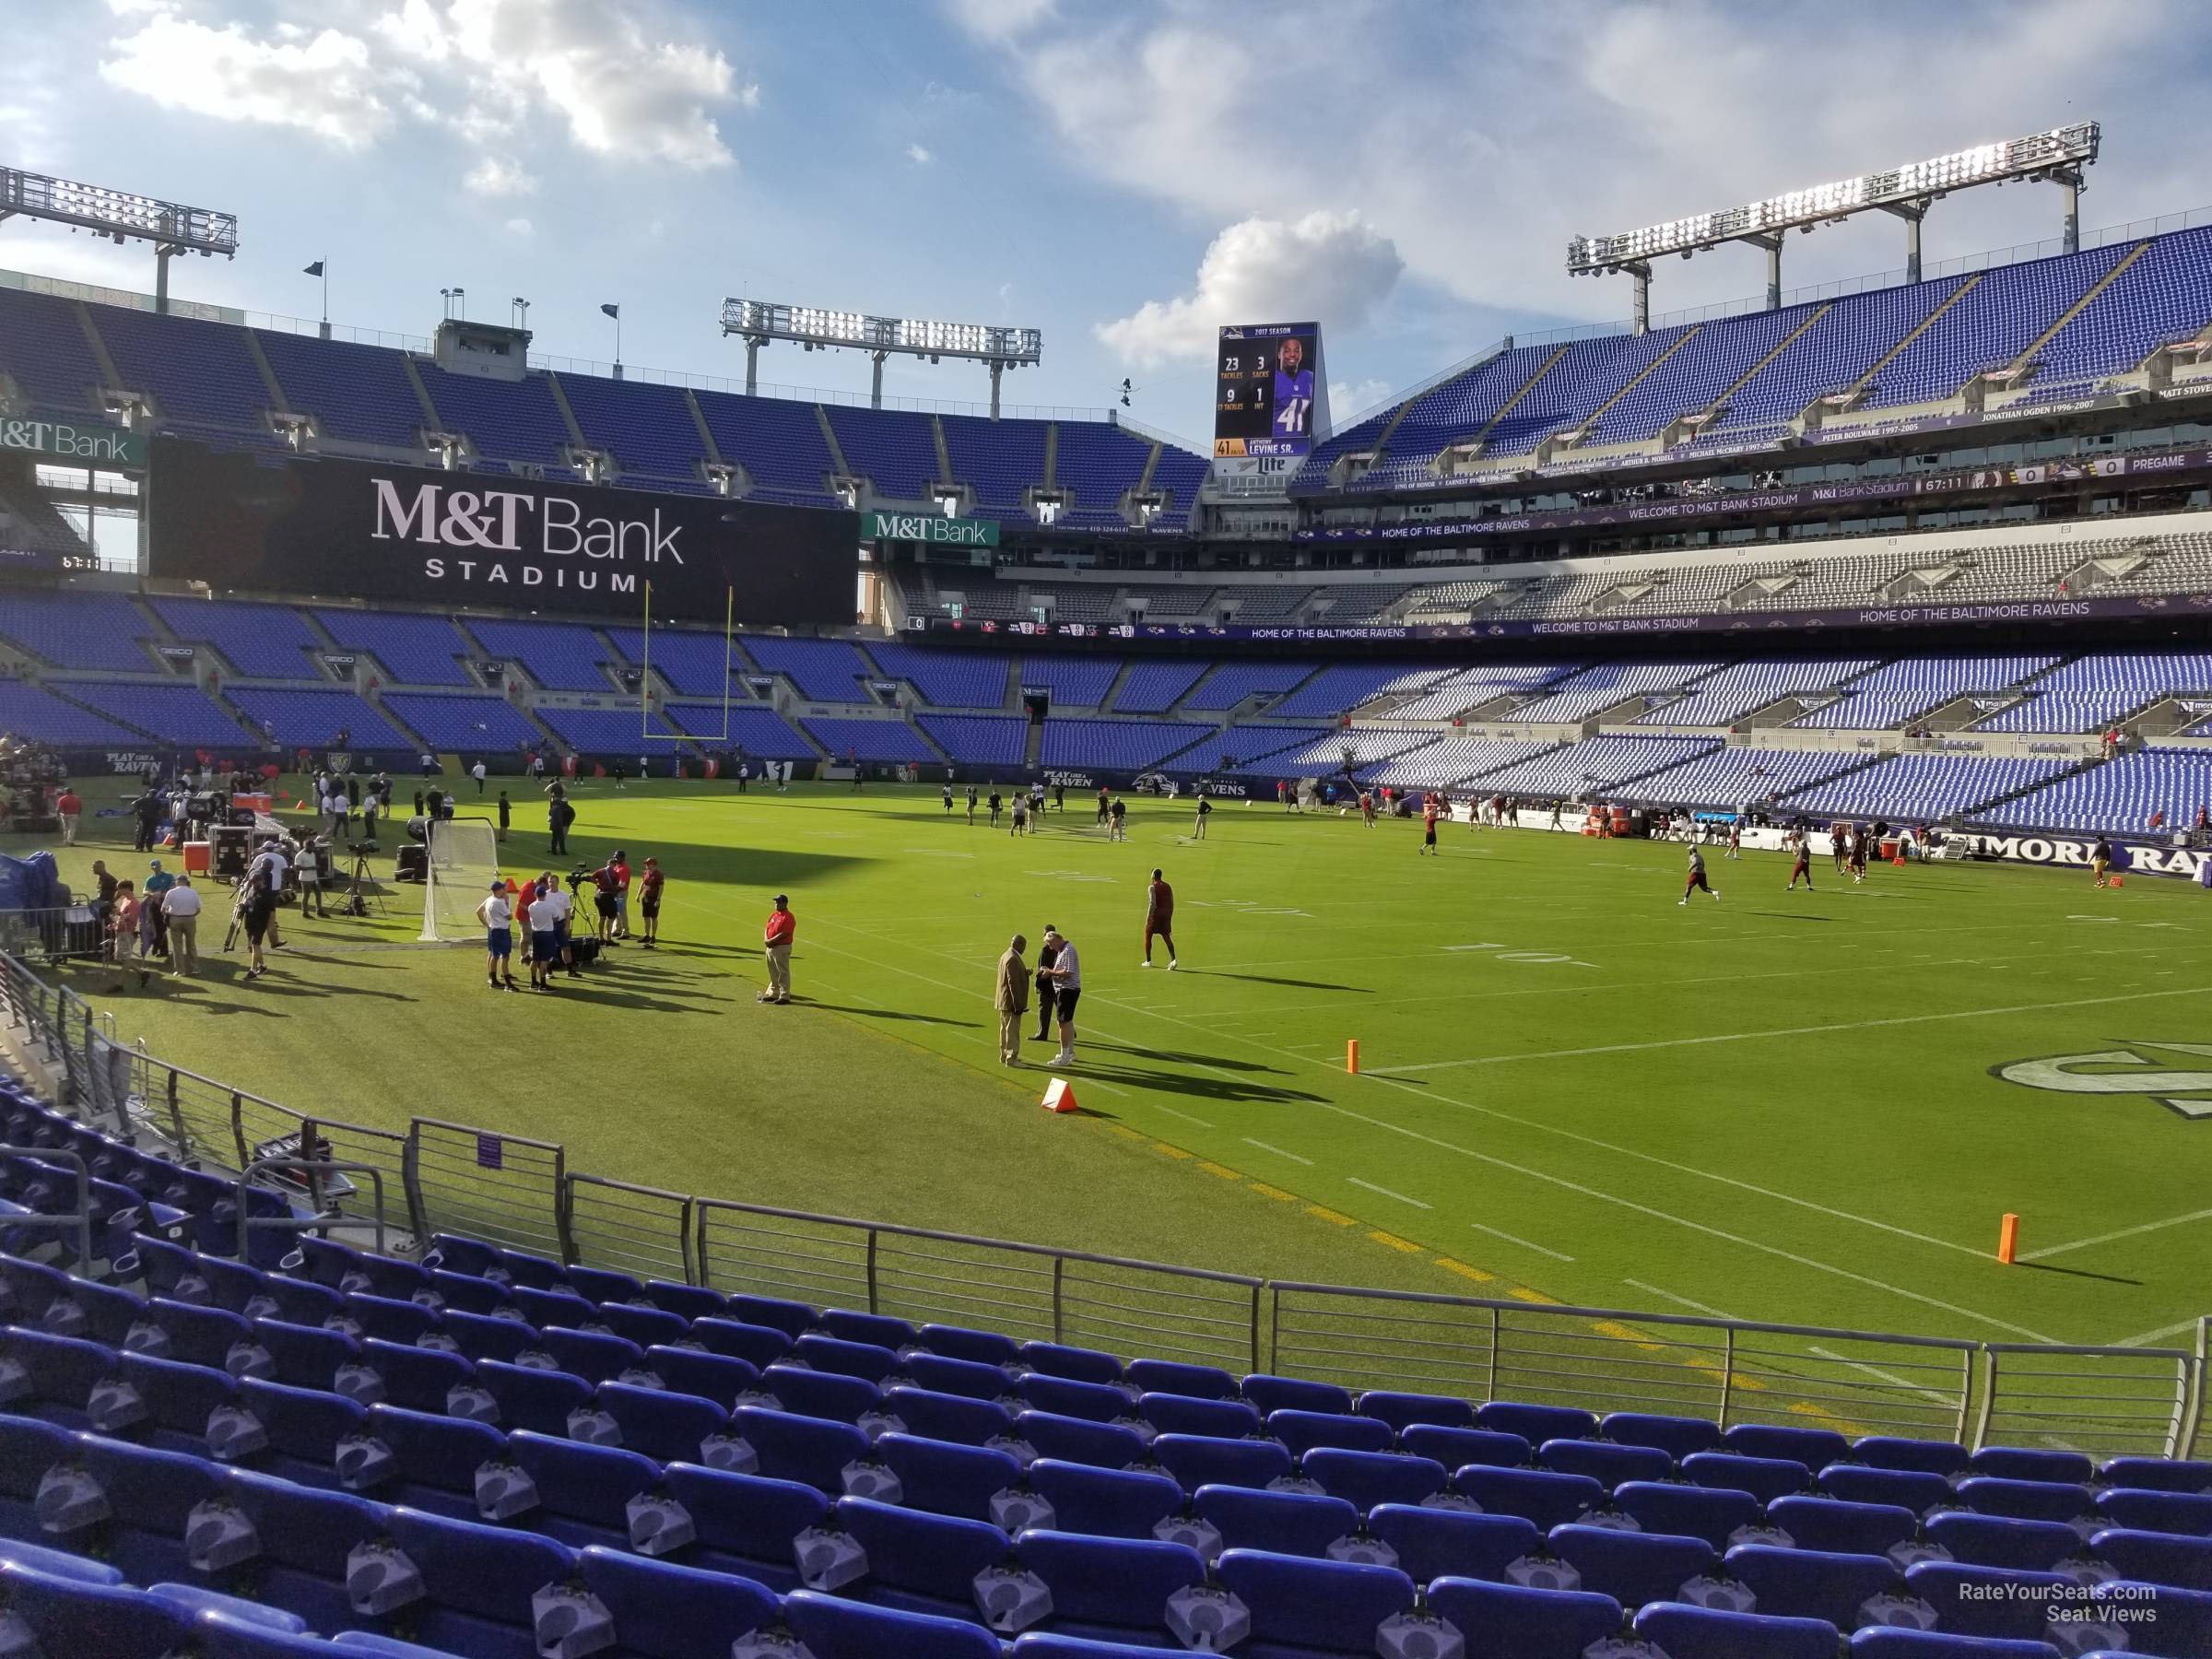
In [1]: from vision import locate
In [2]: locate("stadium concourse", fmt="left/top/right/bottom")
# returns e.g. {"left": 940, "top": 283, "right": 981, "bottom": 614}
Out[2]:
{"left": 12, "top": 161, "right": 2212, "bottom": 1659}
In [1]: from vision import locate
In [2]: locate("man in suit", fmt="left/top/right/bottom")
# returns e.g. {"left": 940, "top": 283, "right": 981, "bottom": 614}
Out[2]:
{"left": 994, "top": 934, "right": 1030, "bottom": 1067}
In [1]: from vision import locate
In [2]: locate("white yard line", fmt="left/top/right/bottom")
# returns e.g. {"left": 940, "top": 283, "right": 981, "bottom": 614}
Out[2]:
{"left": 1153, "top": 1104, "right": 1215, "bottom": 1129}
{"left": 2112, "top": 1318, "right": 2204, "bottom": 1349}
{"left": 1807, "top": 1344, "right": 1957, "bottom": 1407}
{"left": 2018, "top": 1207, "right": 2212, "bottom": 1264}
{"left": 1242, "top": 1139, "right": 1313, "bottom": 1166}
{"left": 1623, "top": 1278, "right": 1735, "bottom": 1320}
{"left": 1347, "top": 1177, "right": 1431, "bottom": 1210}
{"left": 1467, "top": 1219, "right": 1574, "bottom": 1262}
{"left": 1370, "top": 985, "right": 2212, "bottom": 1075}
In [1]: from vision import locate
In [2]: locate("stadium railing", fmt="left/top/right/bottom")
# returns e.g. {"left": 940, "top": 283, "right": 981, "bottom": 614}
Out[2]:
{"left": 0, "top": 946, "right": 2202, "bottom": 1459}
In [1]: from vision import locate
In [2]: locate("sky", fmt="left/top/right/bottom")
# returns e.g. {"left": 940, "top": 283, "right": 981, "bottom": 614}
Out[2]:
{"left": 1, "top": 0, "right": 2206, "bottom": 447}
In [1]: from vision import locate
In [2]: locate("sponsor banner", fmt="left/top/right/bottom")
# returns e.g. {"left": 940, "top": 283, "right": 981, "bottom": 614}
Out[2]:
{"left": 156, "top": 644, "right": 197, "bottom": 661}
{"left": 911, "top": 590, "right": 2212, "bottom": 643}
{"left": 104, "top": 751, "right": 159, "bottom": 774}
{"left": 147, "top": 439, "right": 859, "bottom": 625}
{"left": 1210, "top": 453, "right": 1299, "bottom": 496}
{"left": 0, "top": 547, "right": 60, "bottom": 571}
{"left": 862, "top": 510, "right": 1000, "bottom": 547}
{"left": 0, "top": 416, "right": 147, "bottom": 469}
{"left": 1294, "top": 445, "right": 2212, "bottom": 546}
{"left": 1042, "top": 770, "right": 1095, "bottom": 789}
{"left": 1959, "top": 830, "right": 2210, "bottom": 882}
{"left": 320, "top": 653, "right": 357, "bottom": 669}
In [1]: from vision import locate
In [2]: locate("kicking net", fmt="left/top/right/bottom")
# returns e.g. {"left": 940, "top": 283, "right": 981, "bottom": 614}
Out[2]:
{"left": 419, "top": 817, "right": 501, "bottom": 943}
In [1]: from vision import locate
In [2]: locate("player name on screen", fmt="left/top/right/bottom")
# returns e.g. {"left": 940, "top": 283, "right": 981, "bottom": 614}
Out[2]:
{"left": 1213, "top": 322, "right": 1322, "bottom": 462}
{"left": 146, "top": 441, "right": 858, "bottom": 625}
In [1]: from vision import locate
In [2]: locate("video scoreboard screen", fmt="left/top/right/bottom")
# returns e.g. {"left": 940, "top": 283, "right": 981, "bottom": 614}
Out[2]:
{"left": 1213, "top": 322, "right": 1326, "bottom": 460}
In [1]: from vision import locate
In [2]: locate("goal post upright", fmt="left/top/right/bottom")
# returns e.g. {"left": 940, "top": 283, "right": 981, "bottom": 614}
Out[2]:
{"left": 638, "top": 581, "right": 735, "bottom": 747}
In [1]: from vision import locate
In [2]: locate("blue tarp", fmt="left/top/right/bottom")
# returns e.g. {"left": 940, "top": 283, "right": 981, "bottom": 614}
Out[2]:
{"left": 0, "top": 853, "right": 66, "bottom": 912}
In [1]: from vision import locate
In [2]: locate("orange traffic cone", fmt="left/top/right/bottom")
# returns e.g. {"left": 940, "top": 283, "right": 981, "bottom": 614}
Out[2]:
{"left": 1041, "top": 1078, "right": 1079, "bottom": 1113}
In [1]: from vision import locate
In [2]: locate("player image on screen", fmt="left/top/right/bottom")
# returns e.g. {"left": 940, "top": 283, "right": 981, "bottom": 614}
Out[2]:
{"left": 1272, "top": 335, "right": 1314, "bottom": 441}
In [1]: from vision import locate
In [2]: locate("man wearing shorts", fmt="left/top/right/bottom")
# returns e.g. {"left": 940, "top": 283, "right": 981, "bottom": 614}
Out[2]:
{"left": 1419, "top": 795, "right": 1439, "bottom": 856}
{"left": 1192, "top": 796, "right": 1211, "bottom": 840}
{"left": 1680, "top": 845, "right": 1720, "bottom": 906}
{"left": 638, "top": 857, "right": 664, "bottom": 947}
{"left": 527, "top": 878, "right": 563, "bottom": 991}
{"left": 1108, "top": 796, "right": 1127, "bottom": 841}
{"left": 1044, "top": 927, "right": 1081, "bottom": 1068}
{"left": 478, "top": 881, "right": 517, "bottom": 990}
{"left": 609, "top": 850, "right": 633, "bottom": 938}
{"left": 1787, "top": 830, "right": 1815, "bottom": 891}
{"left": 1143, "top": 870, "right": 1177, "bottom": 970}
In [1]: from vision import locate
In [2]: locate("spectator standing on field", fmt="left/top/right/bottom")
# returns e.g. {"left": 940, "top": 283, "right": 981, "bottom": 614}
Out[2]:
{"left": 478, "top": 880, "right": 517, "bottom": 990}
{"left": 55, "top": 787, "right": 81, "bottom": 846}
{"left": 638, "top": 857, "right": 664, "bottom": 947}
{"left": 994, "top": 934, "right": 1030, "bottom": 1066}
{"left": 759, "top": 894, "right": 795, "bottom": 1005}
{"left": 496, "top": 790, "right": 510, "bottom": 843}
{"left": 143, "top": 860, "right": 176, "bottom": 960}
{"left": 471, "top": 760, "right": 488, "bottom": 795}
{"left": 161, "top": 876, "right": 202, "bottom": 974}
{"left": 1044, "top": 929, "right": 1082, "bottom": 1067}
{"left": 1191, "top": 795, "right": 1212, "bottom": 840}
{"left": 1031, "top": 928, "right": 1061, "bottom": 1042}
{"left": 110, "top": 881, "right": 147, "bottom": 989}
{"left": 1143, "top": 870, "right": 1178, "bottom": 969}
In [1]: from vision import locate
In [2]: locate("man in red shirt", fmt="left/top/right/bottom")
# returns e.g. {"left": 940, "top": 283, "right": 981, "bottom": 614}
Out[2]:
{"left": 759, "top": 894, "right": 795, "bottom": 1005}
{"left": 54, "top": 788, "right": 82, "bottom": 846}
{"left": 1419, "top": 794, "right": 1439, "bottom": 856}
{"left": 1143, "top": 867, "right": 1177, "bottom": 970}
{"left": 637, "top": 857, "right": 665, "bottom": 948}
{"left": 609, "top": 850, "right": 633, "bottom": 939}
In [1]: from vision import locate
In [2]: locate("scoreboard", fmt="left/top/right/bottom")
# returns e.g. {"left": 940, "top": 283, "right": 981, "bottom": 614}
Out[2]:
{"left": 1212, "top": 322, "right": 1327, "bottom": 460}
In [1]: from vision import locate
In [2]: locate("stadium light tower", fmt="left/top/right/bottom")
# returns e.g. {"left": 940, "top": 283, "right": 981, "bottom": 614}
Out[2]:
{"left": 720, "top": 298, "right": 1043, "bottom": 418}
{"left": 1567, "top": 123, "right": 2100, "bottom": 333}
{"left": 0, "top": 166, "right": 237, "bottom": 315}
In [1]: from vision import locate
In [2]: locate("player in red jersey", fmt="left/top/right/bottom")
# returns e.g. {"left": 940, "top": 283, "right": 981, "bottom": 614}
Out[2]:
{"left": 1680, "top": 845, "right": 1720, "bottom": 905}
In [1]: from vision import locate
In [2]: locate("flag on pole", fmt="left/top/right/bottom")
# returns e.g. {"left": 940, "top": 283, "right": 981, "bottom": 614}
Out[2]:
{"left": 600, "top": 303, "right": 619, "bottom": 320}
{"left": 303, "top": 261, "right": 324, "bottom": 277}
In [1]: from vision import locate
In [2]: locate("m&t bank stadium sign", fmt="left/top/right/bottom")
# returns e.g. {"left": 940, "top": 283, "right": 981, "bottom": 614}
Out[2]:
{"left": 862, "top": 511, "right": 999, "bottom": 547}
{"left": 0, "top": 418, "right": 146, "bottom": 469}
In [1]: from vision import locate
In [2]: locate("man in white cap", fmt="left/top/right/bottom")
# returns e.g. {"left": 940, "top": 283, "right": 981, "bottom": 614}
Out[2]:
{"left": 1043, "top": 928, "right": 1081, "bottom": 1068}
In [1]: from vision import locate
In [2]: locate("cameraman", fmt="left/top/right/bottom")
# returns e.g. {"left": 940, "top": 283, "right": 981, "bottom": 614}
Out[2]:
{"left": 588, "top": 855, "right": 620, "bottom": 944}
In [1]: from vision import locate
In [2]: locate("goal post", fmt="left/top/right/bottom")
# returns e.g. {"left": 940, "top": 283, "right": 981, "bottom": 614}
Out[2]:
{"left": 418, "top": 816, "right": 502, "bottom": 943}
{"left": 639, "top": 581, "right": 736, "bottom": 745}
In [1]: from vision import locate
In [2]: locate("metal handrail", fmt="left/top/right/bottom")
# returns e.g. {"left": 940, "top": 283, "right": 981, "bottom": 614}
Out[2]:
{"left": 0, "top": 1147, "right": 94, "bottom": 1266}
{"left": 237, "top": 1159, "right": 387, "bottom": 1257}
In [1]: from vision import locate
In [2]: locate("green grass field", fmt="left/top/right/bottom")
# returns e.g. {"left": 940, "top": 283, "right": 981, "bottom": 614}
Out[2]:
{"left": 23, "top": 777, "right": 2212, "bottom": 1358}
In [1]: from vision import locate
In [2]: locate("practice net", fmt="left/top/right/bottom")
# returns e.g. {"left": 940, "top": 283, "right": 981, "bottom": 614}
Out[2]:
{"left": 419, "top": 817, "right": 501, "bottom": 943}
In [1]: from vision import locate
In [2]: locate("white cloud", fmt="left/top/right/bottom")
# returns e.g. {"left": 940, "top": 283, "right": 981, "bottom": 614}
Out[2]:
{"left": 905, "top": 143, "right": 934, "bottom": 166}
{"left": 465, "top": 156, "right": 538, "bottom": 196}
{"left": 1098, "top": 211, "right": 1404, "bottom": 368}
{"left": 504, "top": 217, "right": 534, "bottom": 237}
{"left": 962, "top": 0, "right": 2194, "bottom": 324}
{"left": 100, "top": 0, "right": 754, "bottom": 173}
{"left": 1330, "top": 377, "right": 1394, "bottom": 417}
{"left": 100, "top": 16, "right": 396, "bottom": 149}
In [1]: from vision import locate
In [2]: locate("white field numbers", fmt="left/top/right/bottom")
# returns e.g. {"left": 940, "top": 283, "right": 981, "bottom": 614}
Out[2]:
{"left": 419, "top": 818, "right": 502, "bottom": 943}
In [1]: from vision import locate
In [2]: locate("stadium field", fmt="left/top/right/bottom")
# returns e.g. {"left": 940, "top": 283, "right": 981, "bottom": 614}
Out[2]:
{"left": 29, "top": 779, "right": 2212, "bottom": 1359}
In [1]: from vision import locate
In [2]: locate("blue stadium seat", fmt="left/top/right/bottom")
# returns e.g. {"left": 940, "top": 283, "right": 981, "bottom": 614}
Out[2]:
{"left": 1187, "top": 1484, "right": 1359, "bottom": 1559}
{"left": 378, "top": 1505, "right": 580, "bottom": 1659}
{"left": 657, "top": 1462, "right": 824, "bottom": 1590}
{"left": 209, "top": 1467, "right": 395, "bottom": 1633}
{"left": 1357, "top": 1390, "right": 1474, "bottom": 1432}
{"left": 915, "top": 1324, "right": 1019, "bottom": 1367}
{"left": 510, "top": 1285, "right": 604, "bottom": 1333}
{"left": 640, "top": 1345, "right": 758, "bottom": 1406}
{"left": 340, "top": 1404, "right": 505, "bottom": 1517}
{"left": 1267, "top": 1408, "right": 1394, "bottom": 1456}
{"left": 1011, "top": 1528, "right": 1206, "bottom": 1646}
{"left": 721, "top": 1295, "right": 815, "bottom": 1339}
{"left": 1426, "top": 1578, "right": 1624, "bottom": 1659}
{"left": 1955, "top": 1476, "right": 2095, "bottom": 1526}
{"left": 792, "top": 1332, "right": 903, "bottom": 1383}
{"left": 1845, "top": 1631, "right": 2065, "bottom": 1659}
{"left": 289, "top": 1237, "right": 435, "bottom": 1302}
{"left": 0, "top": 1559, "right": 195, "bottom": 1659}
{"left": 1014, "top": 1411, "right": 1147, "bottom": 1472}
{"left": 234, "top": 1374, "right": 364, "bottom": 1484}
{"left": 132, "top": 1297, "right": 254, "bottom": 1371}
{"left": 1724, "top": 1424, "right": 1849, "bottom": 1467}
{"left": 759, "top": 1361, "right": 882, "bottom": 1425}
{"left": 1214, "top": 1547, "right": 1417, "bottom": 1657}
{"left": 435, "top": 1309, "right": 540, "bottom": 1367}
{"left": 883, "top": 1385, "right": 1017, "bottom": 1447}
{"left": 582, "top": 1379, "right": 729, "bottom": 1464}
{"left": 903, "top": 1351, "right": 1017, "bottom": 1401}
{"left": 826, "top": 1493, "right": 1008, "bottom": 1620}
{"left": 0, "top": 1415, "right": 80, "bottom": 1534}
{"left": 2090, "top": 1526, "right": 2212, "bottom": 1590}
{"left": 782, "top": 1586, "right": 1003, "bottom": 1659}
{"left": 1820, "top": 1462, "right": 1956, "bottom": 1514}
{"left": 1480, "top": 1402, "right": 1597, "bottom": 1444}
{"left": 640, "top": 1280, "right": 727, "bottom": 1325}
{"left": 1856, "top": 1436, "right": 1971, "bottom": 1477}
{"left": 424, "top": 1270, "right": 515, "bottom": 1317}
{"left": 1151, "top": 1432, "right": 1293, "bottom": 1495}
{"left": 1614, "top": 1480, "right": 1765, "bottom": 1552}
{"left": 575, "top": 1544, "right": 780, "bottom": 1659}
{"left": 1906, "top": 1561, "right": 2072, "bottom": 1641}
{"left": 818, "top": 1308, "right": 916, "bottom": 1351}
{"left": 499, "top": 1428, "right": 662, "bottom": 1548}
{"left": 1366, "top": 1504, "right": 1541, "bottom": 1583}
{"left": 1684, "top": 1450, "right": 1813, "bottom": 1503}
{"left": 352, "top": 1338, "right": 474, "bottom": 1416}
{"left": 872, "top": 1432, "right": 1025, "bottom": 1524}
{"left": 65, "top": 1433, "right": 225, "bottom": 1583}
{"left": 2101, "top": 1457, "right": 2212, "bottom": 1494}
{"left": 1769, "top": 1494, "right": 1919, "bottom": 1557}
{"left": 1019, "top": 1342, "right": 1124, "bottom": 1385}
{"left": 1300, "top": 1447, "right": 1447, "bottom": 1511}
{"left": 2098, "top": 1485, "right": 2212, "bottom": 1536}
{"left": 1450, "top": 1465, "right": 1606, "bottom": 1531}
{"left": 1124, "top": 1359, "right": 1239, "bottom": 1401}
{"left": 100, "top": 1349, "right": 234, "bottom": 1454}
{"left": 0, "top": 1535, "right": 126, "bottom": 1583}
{"left": 1135, "top": 1392, "right": 1259, "bottom": 1440}
{"left": 1017, "top": 1372, "right": 1134, "bottom": 1424}
{"left": 1925, "top": 1512, "right": 2081, "bottom": 1573}
{"left": 337, "top": 1292, "right": 441, "bottom": 1346}
{"left": 1538, "top": 1436, "right": 1672, "bottom": 1487}
{"left": 690, "top": 1318, "right": 794, "bottom": 1370}
{"left": 1241, "top": 1375, "right": 1351, "bottom": 1417}
{"left": 1724, "top": 1542, "right": 1902, "bottom": 1628}
{"left": 1548, "top": 1523, "right": 1717, "bottom": 1609}
{"left": 1970, "top": 1446, "right": 2093, "bottom": 1485}
{"left": 243, "top": 1318, "right": 359, "bottom": 1393}
{"left": 1402, "top": 1424, "right": 1531, "bottom": 1469}
{"left": 731, "top": 1405, "right": 873, "bottom": 1494}
{"left": 470, "top": 1358, "right": 594, "bottom": 1435}
{"left": 1633, "top": 1602, "right": 1840, "bottom": 1659}
{"left": 1025, "top": 1457, "right": 1184, "bottom": 1541}
{"left": 1603, "top": 1411, "right": 1722, "bottom": 1461}
{"left": 2091, "top": 1579, "right": 2212, "bottom": 1656}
